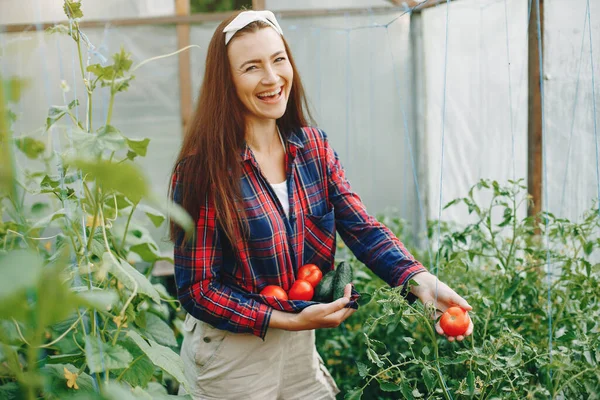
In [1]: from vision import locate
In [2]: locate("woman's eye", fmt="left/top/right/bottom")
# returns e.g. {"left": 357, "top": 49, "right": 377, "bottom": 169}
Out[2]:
{"left": 245, "top": 65, "right": 257, "bottom": 72}
{"left": 275, "top": 57, "right": 286, "bottom": 62}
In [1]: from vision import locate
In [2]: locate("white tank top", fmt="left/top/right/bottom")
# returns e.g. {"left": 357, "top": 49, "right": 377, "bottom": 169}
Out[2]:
{"left": 269, "top": 127, "right": 290, "bottom": 218}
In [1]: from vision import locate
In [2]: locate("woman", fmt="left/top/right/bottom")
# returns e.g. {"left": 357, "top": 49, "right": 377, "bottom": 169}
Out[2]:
{"left": 171, "top": 10, "right": 473, "bottom": 400}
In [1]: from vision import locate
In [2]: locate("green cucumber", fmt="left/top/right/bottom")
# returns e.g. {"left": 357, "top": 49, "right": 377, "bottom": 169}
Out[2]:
{"left": 313, "top": 270, "right": 335, "bottom": 302}
{"left": 332, "top": 261, "right": 353, "bottom": 300}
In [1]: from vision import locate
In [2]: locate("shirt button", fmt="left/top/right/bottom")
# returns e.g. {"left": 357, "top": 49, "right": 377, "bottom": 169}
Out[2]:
{"left": 203, "top": 337, "right": 211, "bottom": 343}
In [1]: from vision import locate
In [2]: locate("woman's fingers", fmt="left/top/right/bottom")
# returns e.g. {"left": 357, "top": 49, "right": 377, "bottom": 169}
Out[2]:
{"left": 465, "top": 318, "right": 474, "bottom": 336}
{"left": 323, "top": 306, "right": 356, "bottom": 327}
{"left": 343, "top": 283, "right": 352, "bottom": 298}
{"left": 435, "top": 321, "right": 444, "bottom": 335}
{"left": 451, "top": 292, "right": 473, "bottom": 311}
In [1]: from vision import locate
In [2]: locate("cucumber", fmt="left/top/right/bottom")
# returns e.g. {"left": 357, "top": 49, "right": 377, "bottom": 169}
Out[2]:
{"left": 332, "top": 261, "right": 353, "bottom": 300}
{"left": 313, "top": 270, "right": 335, "bottom": 302}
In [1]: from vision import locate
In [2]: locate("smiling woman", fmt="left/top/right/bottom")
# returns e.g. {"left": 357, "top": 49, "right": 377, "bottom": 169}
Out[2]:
{"left": 169, "top": 9, "right": 472, "bottom": 400}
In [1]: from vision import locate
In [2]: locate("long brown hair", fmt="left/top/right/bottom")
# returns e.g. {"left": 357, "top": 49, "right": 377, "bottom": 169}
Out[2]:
{"left": 170, "top": 12, "right": 314, "bottom": 246}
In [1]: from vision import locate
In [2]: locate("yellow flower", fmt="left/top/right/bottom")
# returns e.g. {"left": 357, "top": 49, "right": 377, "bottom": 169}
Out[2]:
{"left": 113, "top": 315, "right": 128, "bottom": 328}
{"left": 85, "top": 215, "right": 95, "bottom": 227}
{"left": 44, "top": 242, "right": 52, "bottom": 251}
{"left": 63, "top": 367, "right": 79, "bottom": 390}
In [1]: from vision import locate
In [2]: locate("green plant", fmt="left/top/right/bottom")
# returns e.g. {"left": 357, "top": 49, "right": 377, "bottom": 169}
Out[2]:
{"left": 0, "top": 2, "right": 194, "bottom": 398}
{"left": 317, "top": 179, "right": 600, "bottom": 399}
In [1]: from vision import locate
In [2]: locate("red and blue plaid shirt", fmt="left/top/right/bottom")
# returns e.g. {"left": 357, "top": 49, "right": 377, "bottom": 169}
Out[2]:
{"left": 172, "top": 126, "right": 426, "bottom": 339}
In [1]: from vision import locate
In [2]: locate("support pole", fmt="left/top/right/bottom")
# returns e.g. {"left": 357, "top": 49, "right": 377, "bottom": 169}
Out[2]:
{"left": 252, "top": 0, "right": 266, "bottom": 11}
{"left": 175, "top": 0, "right": 192, "bottom": 132}
{"left": 528, "top": 0, "right": 543, "bottom": 219}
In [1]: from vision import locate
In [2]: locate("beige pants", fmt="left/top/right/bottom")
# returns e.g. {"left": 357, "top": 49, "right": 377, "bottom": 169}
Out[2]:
{"left": 179, "top": 314, "right": 340, "bottom": 400}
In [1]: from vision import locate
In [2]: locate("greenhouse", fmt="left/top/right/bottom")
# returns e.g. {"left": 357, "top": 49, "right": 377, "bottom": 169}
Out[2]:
{"left": 0, "top": 0, "right": 598, "bottom": 398}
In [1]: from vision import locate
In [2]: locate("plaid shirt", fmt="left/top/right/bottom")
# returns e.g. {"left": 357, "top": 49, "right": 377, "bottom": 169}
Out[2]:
{"left": 173, "top": 126, "right": 426, "bottom": 339}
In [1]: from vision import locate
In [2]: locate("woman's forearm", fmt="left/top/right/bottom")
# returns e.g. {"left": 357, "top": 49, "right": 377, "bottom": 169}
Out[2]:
{"left": 269, "top": 309, "right": 299, "bottom": 330}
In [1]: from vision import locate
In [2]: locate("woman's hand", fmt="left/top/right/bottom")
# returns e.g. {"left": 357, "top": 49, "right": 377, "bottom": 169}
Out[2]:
{"left": 269, "top": 284, "right": 356, "bottom": 331}
{"left": 409, "top": 272, "right": 474, "bottom": 342}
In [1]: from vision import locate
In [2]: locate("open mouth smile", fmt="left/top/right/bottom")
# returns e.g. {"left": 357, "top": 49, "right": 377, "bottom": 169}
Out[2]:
{"left": 256, "top": 86, "right": 283, "bottom": 103}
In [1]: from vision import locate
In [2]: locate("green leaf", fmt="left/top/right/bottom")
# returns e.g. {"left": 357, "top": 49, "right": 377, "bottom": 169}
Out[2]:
{"left": 367, "top": 348, "right": 383, "bottom": 367}
{"left": 400, "top": 383, "right": 414, "bottom": 399}
{"left": 87, "top": 64, "right": 115, "bottom": 81}
{"left": 0, "top": 382, "right": 20, "bottom": 399}
{"left": 116, "top": 337, "right": 156, "bottom": 388}
{"left": 30, "top": 208, "right": 67, "bottom": 229}
{"left": 69, "top": 125, "right": 126, "bottom": 157}
{"left": 126, "top": 138, "right": 150, "bottom": 157}
{"left": 45, "top": 353, "right": 85, "bottom": 365}
{"left": 502, "top": 278, "right": 521, "bottom": 301}
{"left": 422, "top": 346, "right": 431, "bottom": 356}
{"left": 0, "top": 251, "right": 43, "bottom": 300}
{"left": 113, "top": 47, "right": 134, "bottom": 74}
{"left": 138, "top": 204, "right": 166, "bottom": 228}
{"left": 379, "top": 381, "right": 402, "bottom": 392}
{"left": 356, "top": 361, "right": 370, "bottom": 378}
{"left": 101, "top": 382, "right": 142, "bottom": 400}
{"left": 584, "top": 241, "right": 594, "bottom": 256}
{"left": 148, "top": 196, "right": 194, "bottom": 236}
{"left": 14, "top": 136, "right": 45, "bottom": 159}
{"left": 103, "top": 253, "right": 161, "bottom": 304}
{"left": 46, "top": 99, "right": 78, "bottom": 130}
{"left": 126, "top": 150, "right": 138, "bottom": 161}
{"left": 422, "top": 367, "right": 436, "bottom": 392}
{"left": 344, "top": 388, "right": 363, "bottom": 400}
{"left": 443, "top": 198, "right": 460, "bottom": 210}
{"left": 143, "top": 312, "right": 177, "bottom": 348}
{"left": 114, "top": 194, "right": 134, "bottom": 210}
{"left": 129, "top": 242, "right": 164, "bottom": 263}
{"left": 467, "top": 370, "right": 475, "bottom": 396}
{"left": 42, "top": 363, "right": 95, "bottom": 394}
{"left": 85, "top": 337, "right": 132, "bottom": 373}
{"left": 127, "top": 331, "right": 190, "bottom": 393}
{"left": 0, "top": 251, "right": 43, "bottom": 319}
{"left": 72, "top": 288, "right": 118, "bottom": 311}
{"left": 71, "top": 158, "right": 149, "bottom": 203}
{"left": 357, "top": 292, "right": 372, "bottom": 306}
{"left": 63, "top": 0, "right": 84, "bottom": 19}
{"left": 46, "top": 24, "right": 71, "bottom": 36}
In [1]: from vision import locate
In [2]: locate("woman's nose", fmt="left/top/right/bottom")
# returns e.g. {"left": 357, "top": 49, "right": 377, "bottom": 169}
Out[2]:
{"left": 261, "top": 65, "right": 278, "bottom": 85}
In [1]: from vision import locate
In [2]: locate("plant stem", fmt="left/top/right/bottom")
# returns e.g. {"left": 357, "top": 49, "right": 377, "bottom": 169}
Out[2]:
{"left": 106, "top": 78, "right": 117, "bottom": 126}
{"left": 420, "top": 311, "right": 453, "bottom": 400}
{"left": 553, "top": 367, "right": 596, "bottom": 397}
{"left": 86, "top": 187, "right": 102, "bottom": 252}
{"left": 119, "top": 201, "right": 138, "bottom": 252}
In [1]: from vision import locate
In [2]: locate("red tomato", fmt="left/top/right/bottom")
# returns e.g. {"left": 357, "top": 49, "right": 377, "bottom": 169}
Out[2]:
{"left": 288, "top": 279, "right": 314, "bottom": 301}
{"left": 297, "top": 264, "right": 323, "bottom": 288}
{"left": 439, "top": 306, "right": 470, "bottom": 336}
{"left": 260, "top": 285, "right": 288, "bottom": 301}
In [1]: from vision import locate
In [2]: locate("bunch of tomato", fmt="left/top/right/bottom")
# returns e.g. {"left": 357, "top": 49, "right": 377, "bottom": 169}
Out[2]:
{"left": 260, "top": 264, "right": 322, "bottom": 301}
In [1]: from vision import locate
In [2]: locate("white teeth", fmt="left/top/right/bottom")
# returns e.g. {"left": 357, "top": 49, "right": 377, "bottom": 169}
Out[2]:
{"left": 257, "top": 87, "right": 282, "bottom": 98}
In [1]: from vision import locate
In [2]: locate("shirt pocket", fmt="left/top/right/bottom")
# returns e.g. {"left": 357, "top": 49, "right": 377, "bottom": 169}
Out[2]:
{"left": 303, "top": 207, "right": 336, "bottom": 268}
{"left": 183, "top": 314, "right": 229, "bottom": 373}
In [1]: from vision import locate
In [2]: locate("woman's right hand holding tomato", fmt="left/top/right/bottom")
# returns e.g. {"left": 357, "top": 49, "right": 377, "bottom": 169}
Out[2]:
{"left": 269, "top": 283, "right": 355, "bottom": 331}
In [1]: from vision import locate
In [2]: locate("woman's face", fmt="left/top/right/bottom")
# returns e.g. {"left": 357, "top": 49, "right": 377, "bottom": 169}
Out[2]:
{"left": 227, "top": 27, "right": 293, "bottom": 126}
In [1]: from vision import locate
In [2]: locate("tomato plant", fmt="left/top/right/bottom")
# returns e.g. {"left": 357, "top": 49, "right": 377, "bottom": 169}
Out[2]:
{"left": 317, "top": 180, "right": 600, "bottom": 400}
{"left": 439, "top": 306, "right": 469, "bottom": 336}
{"left": 298, "top": 264, "right": 323, "bottom": 288}
{"left": 288, "top": 279, "right": 314, "bottom": 301}
{"left": 260, "top": 285, "right": 288, "bottom": 301}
